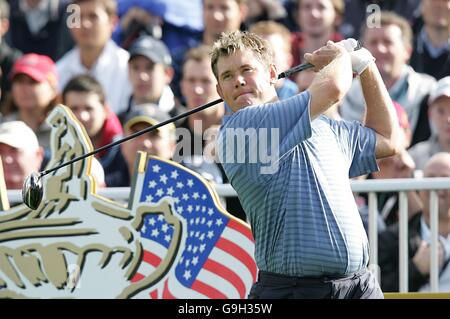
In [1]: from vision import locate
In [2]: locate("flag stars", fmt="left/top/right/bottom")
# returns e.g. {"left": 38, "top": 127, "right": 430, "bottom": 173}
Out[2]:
{"left": 195, "top": 231, "right": 200, "bottom": 237}
{"left": 207, "top": 220, "right": 213, "bottom": 227}
{"left": 202, "top": 206, "right": 206, "bottom": 213}
{"left": 192, "top": 192, "right": 199, "bottom": 199}
{"left": 166, "top": 187, "right": 174, "bottom": 196}
{"left": 216, "top": 219, "right": 223, "bottom": 226}
{"left": 199, "top": 244, "right": 206, "bottom": 253}
{"left": 156, "top": 188, "right": 164, "bottom": 197}
{"left": 161, "top": 224, "right": 169, "bottom": 233}
{"left": 148, "top": 180, "right": 157, "bottom": 188}
{"left": 192, "top": 246, "right": 198, "bottom": 254}
{"left": 182, "top": 193, "right": 189, "bottom": 200}
{"left": 151, "top": 229, "right": 160, "bottom": 237}
{"left": 196, "top": 205, "right": 200, "bottom": 211}
{"left": 148, "top": 218, "right": 156, "bottom": 226}
{"left": 195, "top": 217, "right": 200, "bottom": 225}
{"left": 177, "top": 206, "right": 184, "bottom": 214}
{"left": 207, "top": 231, "right": 214, "bottom": 239}
{"left": 152, "top": 165, "right": 161, "bottom": 173}
{"left": 189, "top": 218, "right": 194, "bottom": 225}
{"left": 183, "top": 270, "right": 191, "bottom": 280}
{"left": 185, "top": 259, "right": 190, "bottom": 267}
{"left": 202, "top": 194, "right": 207, "bottom": 200}
{"left": 164, "top": 235, "right": 171, "bottom": 242}
{"left": 160, "top": 174, "right": 168, "bottom": 184}
{"left": 187, "top": 179, "right": 194, "bottom": 187}
{"left": 201, "top": 217, "right": 206, "bottom": 224}
{"left": 199, "top": 233, "right": 205, "bottom": 241}
{"left": 208, "top": 208, "right": 214, "bottom": 216}
{"left": 171, "top": 170, "right": 179, "bottom": 179}
{"left": 173, "top": 197, "right": 180, "bottom": 204}
{"left": 192, "top": 256, "right": 199, "bottom": 266}
{"left": 187, "top": 244, "right": 192, "bottom": 252}
{"left": 141, "top": 225, "right": 147, "bottom": 233}
{"left": 187, "top": 205, "right": 193, "bottom": 213}
{"left": 145, "top": 195, "right": 153, "bottom": 202}
{"left": 158, "top": 214, "right": 165, "bottom": 221}
{"left": 176, "top": 182, "right": 184, "bottom": 189}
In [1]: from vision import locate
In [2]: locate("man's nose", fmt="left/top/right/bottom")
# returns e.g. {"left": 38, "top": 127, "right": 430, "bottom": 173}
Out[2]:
{"left": 234, "top": 76, "right": 245, "bottom": 88}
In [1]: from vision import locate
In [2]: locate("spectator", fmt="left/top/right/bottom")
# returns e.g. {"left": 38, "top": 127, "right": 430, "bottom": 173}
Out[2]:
{"left": 111, "top": 104, "right": 177, "bottom": 186}
{"left": 119, "top": 35, "right": 180, "bottom": 122}
{"left": 56, "top": 0, "right": 132, "bottom": 114}
{"left": 2, "top": 53, "right": 59, "bottom": 149}
{"left": 378, "top": 152, "right": 450, "bottom": 292}
{"left": 0, "top": 0, "right": 22, "bottom": 109}
{"left": 171, "top": 0, "right": 249, "bottom": 102}
{"left": 5, "top": 0, "right": 73, "bottom": 61}
{"left": 61, "top": 74, "right": 123, "bottom": 186}
{"left": 409, "top": 76, "right": 450, "bottom": 170}
{"left": 357, "top": 101, "right": 421, "bottom": 230}
{"left": 0, "top": 121, "right": 44, "bottom": 189}
{"left": 340, "top": 11, "right": 436, "bottom": 137}
{"left": 176, "top": 45, "right": 224, "bottom": 158}
{"left": 410, "top": 0, "right": 450, "bottom": 80}
{"left": 249, "top": 20, "right": 298, "bottom": 100}
{"left": 290, "top": 0, "right": 344, "bottom": 70}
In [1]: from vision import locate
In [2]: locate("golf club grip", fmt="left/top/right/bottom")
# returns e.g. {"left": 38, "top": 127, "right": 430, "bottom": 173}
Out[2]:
{"left": 278, "top": 62, "right": 314, "bottom": 79}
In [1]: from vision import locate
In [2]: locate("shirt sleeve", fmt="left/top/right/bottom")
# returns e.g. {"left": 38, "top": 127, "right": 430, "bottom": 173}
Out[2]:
{"left": 328, "top": 118, "right": 379, "bottom": 178}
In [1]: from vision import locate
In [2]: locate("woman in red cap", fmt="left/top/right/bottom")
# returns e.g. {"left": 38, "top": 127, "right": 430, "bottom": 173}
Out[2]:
{"left": 1, "top": 53, "right": 60, "bottom": 149}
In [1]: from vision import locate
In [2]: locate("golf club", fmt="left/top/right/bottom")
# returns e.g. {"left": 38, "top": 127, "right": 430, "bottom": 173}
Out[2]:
{"left": 20, "top": 59, "right": 327, "bottom": 209}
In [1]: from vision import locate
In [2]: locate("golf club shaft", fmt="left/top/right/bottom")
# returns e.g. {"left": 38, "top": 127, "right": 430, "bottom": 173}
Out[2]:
{"left": 39, "top": 61, "right": 315, "bottom": 178}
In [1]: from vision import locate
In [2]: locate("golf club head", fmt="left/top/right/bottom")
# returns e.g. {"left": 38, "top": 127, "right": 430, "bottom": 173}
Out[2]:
{"left": 22, "top": 172, "right": 43, "bottom": 210}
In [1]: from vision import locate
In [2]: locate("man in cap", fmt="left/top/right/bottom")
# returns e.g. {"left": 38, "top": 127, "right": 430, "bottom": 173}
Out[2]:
{"left": 119, "top": 35, "right": 179, "bottom": 123}
{"left": 0, "top": 121, "right": 44, "bottom": 189}
{"left": 110, "top": 104, "right": 176, "bottom": 186}
{"left": 409, "top": 76, "right": 450, "bottom": 170}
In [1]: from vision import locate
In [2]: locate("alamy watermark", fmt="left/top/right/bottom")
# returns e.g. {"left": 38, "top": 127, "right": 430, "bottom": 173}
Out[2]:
{"left": 172, "top": 120, "right": 280, "bottom": 175}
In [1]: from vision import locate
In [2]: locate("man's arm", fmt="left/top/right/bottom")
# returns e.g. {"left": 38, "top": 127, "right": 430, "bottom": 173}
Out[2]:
{"left": 360, "top": 63, "right": 402, "bottom": 158}
{"left": 304, "top": 41, "right": 353, "bottom": 120}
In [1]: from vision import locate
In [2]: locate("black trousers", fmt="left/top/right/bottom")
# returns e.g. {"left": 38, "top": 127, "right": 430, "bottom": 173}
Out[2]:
{"left": 248, "top": 268, "right": 384, "bottom": 299}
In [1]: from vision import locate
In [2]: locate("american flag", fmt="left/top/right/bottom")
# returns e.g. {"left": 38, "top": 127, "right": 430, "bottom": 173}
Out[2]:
{"left": 130, "top": 158, "right": 257, "bottom": 299}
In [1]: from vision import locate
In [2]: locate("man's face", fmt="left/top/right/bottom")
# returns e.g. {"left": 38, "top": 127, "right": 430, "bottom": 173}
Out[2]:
{"left": 363, "top": 25, "right": 411, "bottom": 80}
{"left": 120, "top": 123, "right": 175, "bottom": 169}
{"left": 64, "top": 91, "right": 106, "bottom": 138}
{"left": 128, "top": 56, "right": 170, "bottom": 103}
{"left": 429, "top": 97, "right": 450, "bottom": 142}
{"left": 70, "top": 1, "right": 115, "bottom": 50}
{"left": 203, "top": 0, "right": 246, "bottom": 41}
{"left": 0, "top": 143, "right": 43, "bottom": 189}
{"left": 298, "top": 0, "right": 339, "bottom": 38}
{"left": 181, "top": 59, "right": 219, "bottom": 109}
{"left": 421, "top": 0, "right": 450, "bottom": 29}
{"left": 215, "top": 50, "right": 276, "bottom": 112}
{"left": 12, "top": 74, "right": 56, "bottom": 111}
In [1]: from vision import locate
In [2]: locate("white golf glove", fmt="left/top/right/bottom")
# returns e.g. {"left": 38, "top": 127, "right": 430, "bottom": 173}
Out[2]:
{"left": 336, "top": 38, "right": 375, "bottom": 75}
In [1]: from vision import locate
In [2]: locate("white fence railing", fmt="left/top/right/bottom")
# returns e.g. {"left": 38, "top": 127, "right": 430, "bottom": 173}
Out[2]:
{"left": 6, "top": 177, "right": 450, "bottom": 293}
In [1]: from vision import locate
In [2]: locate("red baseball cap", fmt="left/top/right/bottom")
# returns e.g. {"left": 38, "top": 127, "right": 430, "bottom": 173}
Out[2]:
{"left": 10, "top": 53, "right": 58, "bottom": 86}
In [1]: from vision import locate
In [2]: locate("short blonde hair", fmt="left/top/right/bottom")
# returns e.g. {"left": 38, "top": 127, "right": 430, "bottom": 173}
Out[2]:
{"left": 210, "top": 31, "right": 274, "bottom": 80}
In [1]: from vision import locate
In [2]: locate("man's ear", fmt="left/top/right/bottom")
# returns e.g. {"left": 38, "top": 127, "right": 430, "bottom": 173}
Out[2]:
{"left": 216, "top": 83, "right": 224, "bottom": 99}
{"left": 269, "top": 64, "right": 278, "bottom": 85}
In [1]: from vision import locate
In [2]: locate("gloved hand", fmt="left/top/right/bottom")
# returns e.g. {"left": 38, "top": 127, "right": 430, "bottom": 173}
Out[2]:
{"left": 336, "top": 38, "right": 376, "bottom": 75}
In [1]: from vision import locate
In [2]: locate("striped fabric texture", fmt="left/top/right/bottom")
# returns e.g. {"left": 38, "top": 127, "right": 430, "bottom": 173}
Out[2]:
{"left": 218, "top": 91, "right": 379, "bottom": 277}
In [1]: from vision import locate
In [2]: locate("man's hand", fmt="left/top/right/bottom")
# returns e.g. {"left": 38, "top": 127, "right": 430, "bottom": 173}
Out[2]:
{"left": 304, "top": 40, "right": 350, "bottom": 72}
{"left": 412, "top": 241, "right": 445, "bottom": 275}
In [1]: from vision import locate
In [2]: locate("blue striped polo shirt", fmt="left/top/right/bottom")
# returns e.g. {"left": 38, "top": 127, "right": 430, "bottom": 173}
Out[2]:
{"left": 217, "top": 91, "right": 379, "bottom": 277}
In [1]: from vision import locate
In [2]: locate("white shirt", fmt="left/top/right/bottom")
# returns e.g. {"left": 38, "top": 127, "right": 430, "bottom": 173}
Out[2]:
{"left": 56, "top": 40, "right": 132, "bottom": 114}
{"left": 418, "top": 216, "right": 450, "bottom": 292}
